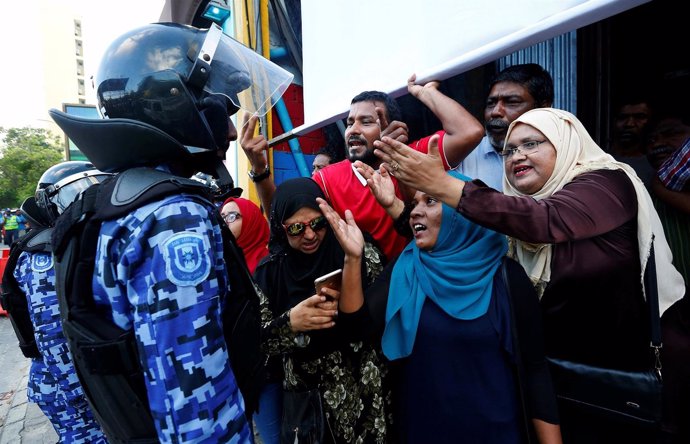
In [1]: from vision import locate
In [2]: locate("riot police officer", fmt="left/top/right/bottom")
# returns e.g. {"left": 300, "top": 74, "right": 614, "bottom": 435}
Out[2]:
{"left": 48, "top": 22, "right": 292, "bottom": 443}
{"left": 2, "top": 161, "right": 111, "bottom": 443}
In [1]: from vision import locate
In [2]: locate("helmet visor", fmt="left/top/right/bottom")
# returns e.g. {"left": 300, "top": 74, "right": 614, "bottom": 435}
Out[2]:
{"left": 50, "top": 173, "right": 112, "bottom": 212}
{"left": 201, "top": 25, "right": 293, "bottom": 117}
{"left": 20, "top": 197, "right": 51, "bottom": 228}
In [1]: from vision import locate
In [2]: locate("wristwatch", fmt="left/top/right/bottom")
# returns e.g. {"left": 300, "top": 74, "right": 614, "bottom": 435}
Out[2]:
{"left": 248, "top": 167, "right": 271, "bottom": 183}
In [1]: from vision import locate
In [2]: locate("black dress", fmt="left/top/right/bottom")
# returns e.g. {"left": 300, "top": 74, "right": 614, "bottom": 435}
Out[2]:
{"left": 338, "top": 258, "right": 559, "bottom": 443}
{"left": 254, "top": 177, "right": 394, "bottom": 443}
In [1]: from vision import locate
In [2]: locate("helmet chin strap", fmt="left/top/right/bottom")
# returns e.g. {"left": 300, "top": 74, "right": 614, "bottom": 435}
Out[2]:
{"left": 212, "top": 160, "right": 233, "bottom": 188}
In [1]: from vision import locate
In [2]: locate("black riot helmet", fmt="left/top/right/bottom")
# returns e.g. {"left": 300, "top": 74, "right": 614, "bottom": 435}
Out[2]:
{"left": 35, "top": 161, "right": 113, "bottom": 224}
{"left": 20, "top": 196, "right": 51, "bottom": 229}
{"left": 48, "top": 22, "right": 292, "bottom": 182}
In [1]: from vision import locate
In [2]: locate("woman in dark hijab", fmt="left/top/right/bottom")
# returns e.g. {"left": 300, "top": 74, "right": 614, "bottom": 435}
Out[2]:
{"left": 253, "top": 177, "right": 391, "bottom": 443}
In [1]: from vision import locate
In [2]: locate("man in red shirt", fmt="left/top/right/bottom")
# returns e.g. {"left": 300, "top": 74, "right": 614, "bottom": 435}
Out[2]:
{"left": 241, "top": 74, "right": 484, "bottom": 260}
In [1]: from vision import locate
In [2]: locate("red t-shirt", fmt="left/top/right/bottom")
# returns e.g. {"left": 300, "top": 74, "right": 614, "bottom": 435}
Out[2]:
{"left": 313, "top": 131, "right": 447, "bottom": 260}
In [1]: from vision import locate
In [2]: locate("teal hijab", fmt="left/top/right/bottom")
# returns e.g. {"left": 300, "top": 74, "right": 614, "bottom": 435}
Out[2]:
{"left": 381, "top": 171, "right": 508, "bottom": 360}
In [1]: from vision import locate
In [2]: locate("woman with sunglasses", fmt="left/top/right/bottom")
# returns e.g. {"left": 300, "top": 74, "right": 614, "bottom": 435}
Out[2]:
{"left": 253, "top": 177, "right": 391, "bottom": 443}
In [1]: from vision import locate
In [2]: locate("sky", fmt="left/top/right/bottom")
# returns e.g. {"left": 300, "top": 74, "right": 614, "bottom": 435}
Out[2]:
{"left": 0, "top": 0, "right": 165, "bottom": 129}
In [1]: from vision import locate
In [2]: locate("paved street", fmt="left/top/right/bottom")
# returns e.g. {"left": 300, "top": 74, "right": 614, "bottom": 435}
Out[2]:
{"left": 0, "top": 316, "right": 57, "bottom": 443}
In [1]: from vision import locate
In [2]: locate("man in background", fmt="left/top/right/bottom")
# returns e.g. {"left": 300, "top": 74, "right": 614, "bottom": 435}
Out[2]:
{"left": 609, "top": 95, "right": 655, "bottom": 185}
{"left": 312, "top": 146, "right": 343, "bottom": 173}
{"left": 456, "top": 63, "right": 554, "bottom": 190}
{"left": 3, "top": 208, "right": 20, "bottom": 245}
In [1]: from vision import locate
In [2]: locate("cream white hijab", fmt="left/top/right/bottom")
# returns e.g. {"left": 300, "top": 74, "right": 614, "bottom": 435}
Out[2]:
{"left": 502, "top": 108, "right": 684, "bottom": 314}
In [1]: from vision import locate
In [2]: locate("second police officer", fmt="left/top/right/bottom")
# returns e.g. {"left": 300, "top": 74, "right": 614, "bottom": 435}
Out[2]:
{"left": 48, "top": 22, "right": 293, "bottom": 443}
{"left": 2, "top": 162, "right": 111, "bottom": 443}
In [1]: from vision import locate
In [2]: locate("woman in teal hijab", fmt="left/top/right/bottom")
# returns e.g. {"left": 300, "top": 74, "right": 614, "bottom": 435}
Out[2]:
{"left": 318, "top": 170, "right": 561, "bottom": 444}
{"left": 382, "top": 170, "right": 506, "bottom": 359}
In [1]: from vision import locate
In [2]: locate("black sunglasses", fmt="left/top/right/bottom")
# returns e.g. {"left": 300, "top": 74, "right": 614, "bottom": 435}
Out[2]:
{"left": 282, "top": 215, "right": 328, "bottom": 237}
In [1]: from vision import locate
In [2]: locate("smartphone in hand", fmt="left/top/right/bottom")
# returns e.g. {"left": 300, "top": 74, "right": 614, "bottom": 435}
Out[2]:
{"left": 314, "top": 268, "right": 342, "bottom": 295}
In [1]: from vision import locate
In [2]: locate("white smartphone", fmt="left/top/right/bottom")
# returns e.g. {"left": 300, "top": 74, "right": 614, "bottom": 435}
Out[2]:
{"left": 314, "top": 268, "right": 343, "bottom": 295}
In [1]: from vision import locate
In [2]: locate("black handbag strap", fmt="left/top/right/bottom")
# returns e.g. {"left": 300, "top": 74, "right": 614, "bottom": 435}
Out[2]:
{"left": 643, "top": 240, "right": 662, "bottom": 378}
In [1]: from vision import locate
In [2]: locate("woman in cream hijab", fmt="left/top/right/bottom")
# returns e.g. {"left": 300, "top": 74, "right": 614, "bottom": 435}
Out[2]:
{"left": 501, "top": 108, "right": 683, "bottom": 306}
{"left": 371, "top": 107, "right": 685, "bottom": 444}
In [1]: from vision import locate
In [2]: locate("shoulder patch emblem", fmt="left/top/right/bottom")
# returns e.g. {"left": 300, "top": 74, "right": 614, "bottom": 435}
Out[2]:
{"left": 31, "top": 253, "right": 53, "bottom": 272}
{"left": 163, "top": 232, "right": 211, "bottom": 287}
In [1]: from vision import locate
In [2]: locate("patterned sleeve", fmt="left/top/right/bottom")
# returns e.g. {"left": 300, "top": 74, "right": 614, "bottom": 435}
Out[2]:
{"left": 336, "top": 241, "right": 390, "bottom": 342}
{"left": 93, "top": 195, "right": 250, "bottom": 443}
{"left": 657, "top": 138, "right": 690, "bottom": 191}
{"left": 363, "top": 240, "right": 385, "bottom": 285}
{"left": 15, "top": 251, "right": 86, "bottom": 401}
{"left": 254, "top": 263, "right": 312, "bottom": 356}
{"left": 253, "top": 239, "right": 385, "bottom": 358}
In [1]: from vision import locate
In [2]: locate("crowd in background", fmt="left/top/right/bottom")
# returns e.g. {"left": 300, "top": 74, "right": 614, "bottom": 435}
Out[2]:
{"left": 3, "top": 22, "right": 689, "bottom": 444}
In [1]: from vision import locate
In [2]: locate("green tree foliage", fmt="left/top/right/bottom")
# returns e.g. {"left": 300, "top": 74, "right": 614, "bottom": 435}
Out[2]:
{"left": 0, "top": 127, "right": 64, "bottom": 209}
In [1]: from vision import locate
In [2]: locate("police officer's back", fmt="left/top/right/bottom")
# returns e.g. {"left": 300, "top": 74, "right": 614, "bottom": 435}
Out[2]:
{"left": 47, "top": 22, "right": 293, "bottom": 444}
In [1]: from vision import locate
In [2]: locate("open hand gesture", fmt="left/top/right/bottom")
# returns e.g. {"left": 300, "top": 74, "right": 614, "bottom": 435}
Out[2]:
{"left": 374, "top": 134, "right": 448, "bottom": 197}
{"left": 354, "top": 161, "right": 397, "bottom": 209}
{"left": 317, "top": 197, "right": 364, "bottom": 259}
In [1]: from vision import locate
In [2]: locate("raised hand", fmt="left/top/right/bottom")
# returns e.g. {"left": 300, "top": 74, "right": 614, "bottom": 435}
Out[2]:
{"left": 407, "top": 73, "right": 440, "bottom": 100}
{"left": 317, "top": 198, "right": 364, "bottom": 259}
{"left": 354, "top": 161, "right": 397, "bottom": 209}
{"left": 239, "top": 113, "right": 268, "bottom": 171}
{"left": 374, "top": 135, "right": 464, "bottom": 207}
{"left": 376, "top": 106, "right": 409, "bottom": 144}
{"left": 374, "top": 134, "right": 447, "bottom": 196}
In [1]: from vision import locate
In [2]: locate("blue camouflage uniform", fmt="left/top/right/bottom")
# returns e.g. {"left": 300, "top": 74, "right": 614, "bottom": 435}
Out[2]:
{"left": 92, "top": 192, "right": 252, "bottom": 443}
{"left": 14, "top": 251, "right": 107, "bottom": 443}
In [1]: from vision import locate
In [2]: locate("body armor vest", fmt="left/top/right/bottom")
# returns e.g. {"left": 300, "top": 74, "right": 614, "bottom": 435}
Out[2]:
{"left": 1, "top": 228, "right": 52, "bottom": 359}
{"left": 51, "top": 167, "right": 264, "bottom": 444}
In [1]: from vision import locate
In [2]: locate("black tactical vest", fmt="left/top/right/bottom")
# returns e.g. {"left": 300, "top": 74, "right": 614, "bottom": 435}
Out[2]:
{"left": 51, "top": 167, "right": 265, "bottom": 444}
{"left": 0, "top": 228, "right": 52, "bottom": 359}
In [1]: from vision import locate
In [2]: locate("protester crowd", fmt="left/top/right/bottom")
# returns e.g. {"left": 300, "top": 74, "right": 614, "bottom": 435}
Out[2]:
{"left": 1, "top": 20, "right": 689, "bottom": 444}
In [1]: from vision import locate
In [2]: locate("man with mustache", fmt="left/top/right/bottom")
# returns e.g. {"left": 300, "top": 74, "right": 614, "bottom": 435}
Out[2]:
{"left": 242, "top": 74, "right": 484, "bottom": 260}
{"left": 456, "top": 63, "right": 554, "bottom": 190}
{"left": 313, "top": 74, "right": 484, "bottom": 260}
